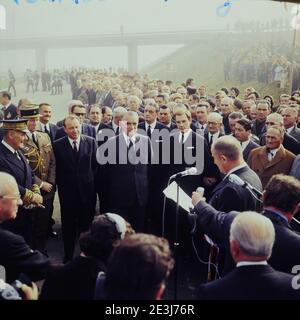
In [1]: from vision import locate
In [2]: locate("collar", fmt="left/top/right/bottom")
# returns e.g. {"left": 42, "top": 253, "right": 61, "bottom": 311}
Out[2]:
{"left": 146, "top": 120, "right": 157, "bottom": 130}
{"left": 197, "top": 122, "right": 207, "bottom": 130}
{"left": 237, "top": 261, "right": 268, "bottom": 267}
{"left": 285, "top": 126, "right": 294, "bottom": 134}
{"left": 41, "top": 122, "right": 50, "bottom": 131}
{"left": 68, "top": 136, "right": 81, "bottom": 148}
{"left": 240, "top": 139, "right": 250, "bottom": 151}
{"left": 224, "top": 163, "right": 247, "bottom": 180}
{"left": 209, "top": 131, "right": 220, "bottom": 138}
{"left": 1, "top": 103, "right": 10, "bottom": 110}
{"left": 122, "top": 132, "right": 137, "bottom": 145}
{"left": 1, "top": 140, "right": 17, "bottom": 154}
{"left": 267, "top": 147, "right": 280, "bottom": 157}
{"left": 179, "top": 129, "right": 192, "bottom": 143}
{"left": 263, "top": 208, "right": 289, "bottom": 224}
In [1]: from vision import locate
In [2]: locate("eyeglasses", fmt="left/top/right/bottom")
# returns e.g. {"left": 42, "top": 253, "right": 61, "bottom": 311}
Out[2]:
{"left": 208, "top": 121, "right": 221, "bottom": 125}
{"left": 74, "top": 113, "right": 85, "bottom": 117}
{"left": 266, "top": 122, "right": 276, "bottom": 125}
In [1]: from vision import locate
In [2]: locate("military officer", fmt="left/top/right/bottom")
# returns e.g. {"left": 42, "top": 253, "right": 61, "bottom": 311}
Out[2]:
{"left": 19, "top": 105, "right": 56, "bottom": 252}
{"left": 0, "top": 119, "right": 43, "bottom": 244}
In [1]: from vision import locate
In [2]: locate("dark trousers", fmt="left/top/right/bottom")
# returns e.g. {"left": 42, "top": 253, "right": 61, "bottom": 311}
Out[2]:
{"left": 31, "top": 196, "right": 53, "bottom": 251}
{"left": 60, "top": 197, "right": 95, "bottom": 262}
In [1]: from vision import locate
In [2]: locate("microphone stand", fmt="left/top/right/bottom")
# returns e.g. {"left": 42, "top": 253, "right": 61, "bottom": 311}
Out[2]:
{"left": 174, "top": 180, "right": 180, "bottom": 300}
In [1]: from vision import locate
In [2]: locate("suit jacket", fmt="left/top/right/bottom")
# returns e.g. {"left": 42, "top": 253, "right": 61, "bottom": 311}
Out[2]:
{"left": 204, "top": 131, "right": 224, "bottom": 153}
{"left": 20, "top": 132, "right": 56, "bottom": 199}
{"left": 197, "top": 264, "right": 300, "bottom": 300}
{"left": 40, "top": 256, "right": 105, "bottom": 300}
{"left": 0, "top": 228, "right": 49, "bottom": 282}
{"left": 2, "top": 104, "right": 18, "bottom": 120}
{"left": 138, "top": 120, "right": 168, "bottom": 133}
{"left": 98, "top": 134, "right": 150, "bottom": 210}
{"left": 247, "top": 145, "right": 295, "bottom": 188}
{"left": 0, "top": 142, "right": 34, "bottom": 197}
{"left": 37, "top": 122, "right": 59, "bottom": 142}
{"left": 288, "top": 125, "right": 300, "bottom": 142}
{"left": 290, "top": 154, "right": 300, "bottom": 180}
{"left": 251, "top": 119, "right": 266, "bottom": 138}
{"left": 55, "top": 123, "right": 96, "bottom": 140}
{"left": 94, "top": 122, "right": 115, "bottom": 147}
{"left": 209, "top": 165, "right": 262, "bottom": 212}
{"left": 193, "top": 201, "right": 300, "bottom": 275}
{"left": 260, "top": 132, "right": 300, "bottom": 155}
{"left": 169, "top": 130, "right": 215, "bottom": 195}
{"left": 242, "top": 140, "right": 259, "bottom": 161}
{"left": 54, "top": 135, "right": 97, "bottom": 205}
{"left": 222, "top": 116, "right": 231, "bottom": 135}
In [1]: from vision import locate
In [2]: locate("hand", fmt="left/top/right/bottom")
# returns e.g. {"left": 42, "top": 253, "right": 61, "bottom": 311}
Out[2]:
{"left": 192, "top": 191, "right": 206, "bottom": 207}
{"left": 203, "top": 177, "right": 217, "bottom": 187}
{"left": 31, "top": 193, "right": 43, "bottom": 206}
{"left": 20, "top": 282, "right": 38, "bottom": 300}
{"left": 41, "top": 182, "right": 53, "bottom": 193}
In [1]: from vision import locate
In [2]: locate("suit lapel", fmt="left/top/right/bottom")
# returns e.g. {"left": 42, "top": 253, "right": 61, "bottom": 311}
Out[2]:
{"left": 265, "top": 145, "right": 285, "bottom": 169}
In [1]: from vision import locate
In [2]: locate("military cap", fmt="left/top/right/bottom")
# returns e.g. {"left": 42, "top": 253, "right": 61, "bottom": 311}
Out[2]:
{"left": 0, "top": 119, "right": 28, "bottom": 132}
{"left": 19, "top": 104, "right": 40, "bottom": 119}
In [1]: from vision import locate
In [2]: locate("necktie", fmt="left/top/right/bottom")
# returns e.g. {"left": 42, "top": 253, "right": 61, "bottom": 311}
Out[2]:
{"left": 44, "top": 125, "right": 51, "bottom": 138}
{"left": 128, "top": 138, "right": 133, "bottom": 149}
{"left": 32, "top": 133, "right": 38, "bottom": 147}
{"left": 115, "top": 126, "right": 120, "bottom": 136}
{"left": 14, "top": 151, "right": 21, "bottom": 161}
{"left": 268, "top": 150, "right": 274, "bottom": 162}
{"left": 201, "top": 125, "right": 204, "bottom": 130}
{"left": 73, "top": 140, "right": 78, "bottom": 152}
{"left": 147, "top": 125, "right": 152, "bottom": 139}
{"left": 209, "top": 134, "right": 213, "bottom": 148}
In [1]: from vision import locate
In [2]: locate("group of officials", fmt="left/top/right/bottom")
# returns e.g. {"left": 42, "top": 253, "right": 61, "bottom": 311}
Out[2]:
{"left": 1, "top": 75, "right": 300, "bottom": 299}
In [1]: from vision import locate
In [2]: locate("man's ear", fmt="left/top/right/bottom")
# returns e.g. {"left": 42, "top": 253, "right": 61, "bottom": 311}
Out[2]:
{"left": 155, "top": 283, "right": 165, "bottom": 300}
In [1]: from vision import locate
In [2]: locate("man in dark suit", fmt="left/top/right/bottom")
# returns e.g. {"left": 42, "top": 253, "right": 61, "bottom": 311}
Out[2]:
{"left": 196, "top": 211, "right": 300, "bottom": 300}
{"left": 0, "top": 172, "right": 49, "bottom": 283}
{"left": 234, "top": 118, "right": 259, "bottom": 161}
{"left": 55, "top": 103, "right": 96, "bottom": 140}
{"left": 282, "top": 106, "right": 300, "bottom": 142}
{"left": 191, "top": 174, "right": 300, "bottom": 276}
{"left": 204, "top": 112, "right": 224, "bottom": 153}
{"left": 0, "top": 91, "right": 18, "bottom": 120}
{"left": 97, "top": 111, "right": 151, "bottom": 232}
{"left": 251, "top": 100, "right": 270, "bottom": 138}
{"left": 220, "top": 97, "right": 234, "bottom": 134}
{"left": 209, "top": 135, "right": 262, "bottom": 212}
{"left": 37, "top": 103, "right": 58, "bottom": 142}
{"left": 54, "top": 115, "right": 97, "bottom": 263}
{"left": 138, "top": 102, "right": 168, "bottom": 136}
{"left": 0, "top": 120, "right": 43, "bottom": 244}
{"left": 157, "top": 105, "right": 177, "bottom": 131}
{"left": 138, "top": 103, "right": 169, "bottom": 234}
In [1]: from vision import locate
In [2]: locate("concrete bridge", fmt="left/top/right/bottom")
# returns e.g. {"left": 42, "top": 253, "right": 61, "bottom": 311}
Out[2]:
{"left": 0, "top": 29, "right": 227, "bottom": 73}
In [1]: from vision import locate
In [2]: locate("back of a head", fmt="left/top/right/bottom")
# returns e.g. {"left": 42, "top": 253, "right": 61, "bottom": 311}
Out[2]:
{"left": 105, "top": 233, "right": 174, "bottom": 300}
{"left": 230, "top": 211, "right": 275, "bottom": 260}
{"left": 79, "top": 214, "right": 128, "bottom": 263}
{"left": 212, "top": 135, "right": 242, "bottom": 162}
{"left": 263, "top": 174, "right": 300, "bottom": 214}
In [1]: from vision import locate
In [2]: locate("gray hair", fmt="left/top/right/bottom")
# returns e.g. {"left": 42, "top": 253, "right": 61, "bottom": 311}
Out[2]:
{"left": 230, "top": 211, "right": 275, "bottom": 259}
{"left": 0, "top": 172, "right": 18, "bottom": 197}
{"left": 113, "top": 106, "right": 127, "bottom": 119}
{"left": 212, "top": 135, "right": 242, "bottom": 161}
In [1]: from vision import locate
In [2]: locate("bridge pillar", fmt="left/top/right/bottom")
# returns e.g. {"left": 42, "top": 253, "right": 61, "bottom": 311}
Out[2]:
{"left": 35, "top": 47, "right": 47, "bottom": 72}
{"left": 128, "top": 44, "right": 138, "bottom": 73}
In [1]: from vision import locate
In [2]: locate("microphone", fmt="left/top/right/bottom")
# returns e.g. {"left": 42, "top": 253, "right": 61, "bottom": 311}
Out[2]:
{"left": 229, "top": 174, "right": 262, "bottom": 196}
{"left": 170, "top": 167, "right": 198, "bottom": 180}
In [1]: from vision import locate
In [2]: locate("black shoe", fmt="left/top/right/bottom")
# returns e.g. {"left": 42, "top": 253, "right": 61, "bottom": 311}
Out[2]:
{"left": 48, "top": 230, "right": 58, "bottom": 238}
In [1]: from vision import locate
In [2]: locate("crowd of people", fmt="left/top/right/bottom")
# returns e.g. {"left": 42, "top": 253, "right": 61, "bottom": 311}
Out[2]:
{"left": 1, "top": 69, "right": 300, "bottom": 300}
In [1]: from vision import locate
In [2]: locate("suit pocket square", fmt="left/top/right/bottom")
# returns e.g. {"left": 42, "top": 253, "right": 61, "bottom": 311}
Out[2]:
{"left": 187, "top": 146, "right": 195, "bottom": 149}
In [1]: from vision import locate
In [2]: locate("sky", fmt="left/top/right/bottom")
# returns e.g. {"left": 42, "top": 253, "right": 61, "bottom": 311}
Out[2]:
{"left": 0, "top": 0, "right": 296, "bottom": 72}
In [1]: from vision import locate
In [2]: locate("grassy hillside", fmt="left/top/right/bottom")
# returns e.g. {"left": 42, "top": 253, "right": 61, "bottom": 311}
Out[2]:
{"left": 142, "top": 31, "right": 296, "bottom": 101}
